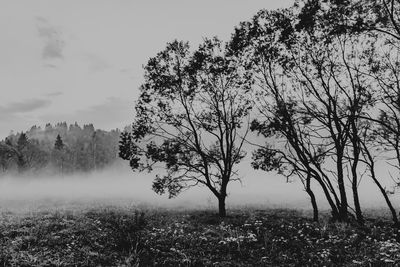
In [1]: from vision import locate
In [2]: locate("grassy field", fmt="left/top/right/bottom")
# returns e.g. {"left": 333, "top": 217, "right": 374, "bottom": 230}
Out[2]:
{"left": 0, "top": 204, "right": 400, "bottom": 266}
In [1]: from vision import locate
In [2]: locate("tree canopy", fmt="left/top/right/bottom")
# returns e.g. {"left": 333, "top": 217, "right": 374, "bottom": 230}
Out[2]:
{"left": 119, "top": 38, "right": 254, "bottom": 216}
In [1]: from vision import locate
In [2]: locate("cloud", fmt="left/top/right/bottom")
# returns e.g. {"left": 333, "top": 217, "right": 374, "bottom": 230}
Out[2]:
{"left": 0, "top": 99, "right": 51, "bottom": 114}
{"left": 36, "top": 17, "right": 65, "bottom": 60}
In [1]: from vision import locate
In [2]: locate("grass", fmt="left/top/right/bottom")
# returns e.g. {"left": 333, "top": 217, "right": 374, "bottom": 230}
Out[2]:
{"left": 1, "top": 205, "right": 400, "bottom": 266}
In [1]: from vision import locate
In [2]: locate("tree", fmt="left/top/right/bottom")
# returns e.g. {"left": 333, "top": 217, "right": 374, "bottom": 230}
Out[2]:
{"left": 54, "top": 134, "right": 64, "bottom": 150}
{"left": 91, "top": 131, "right": 97, "bottom": 171}
{"left": 16, "top": 132, "right": 28, "bottom": 171}
{"left": 294, "top": 0, "right": 400, "bottom": 226}
{"left": 119, "top": 38, "right": 253, "bottom": 217}
{"left": 231, "top": 6, "right": 381, "bottom": 223}
{"left": 11, "top": 132, "right": 48, "bottom": 173}
{"left": 24, "top": 139, "right": 48, "bottom": 172}
{"left": 294, "top": 0, "right": 400, "bottom": 40}
{"left": 0, "top": 138, "right": 18, "bottom": 173}
{"left": 53, "top": 134, "right": 65, "bottom": 174}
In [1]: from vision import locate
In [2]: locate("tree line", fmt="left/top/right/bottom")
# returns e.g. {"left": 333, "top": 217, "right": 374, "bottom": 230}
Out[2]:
{"left": 119, "top": 0, "right": 400, "bottom": 222}
{"left": 0, "top": 122, "right": 121, "bottom": 175}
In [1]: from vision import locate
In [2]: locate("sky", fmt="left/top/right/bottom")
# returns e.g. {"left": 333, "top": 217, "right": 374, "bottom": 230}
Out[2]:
{"left": 0, "top": 0, "right": 294, "bottom": 138}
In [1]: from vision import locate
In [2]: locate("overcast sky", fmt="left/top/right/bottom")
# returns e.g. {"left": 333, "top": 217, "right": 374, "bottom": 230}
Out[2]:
{"left": 0, "top": 0, "right": 294, "bottom": 138}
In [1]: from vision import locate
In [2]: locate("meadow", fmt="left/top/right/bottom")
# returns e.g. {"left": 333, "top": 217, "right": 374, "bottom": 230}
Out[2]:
{"left": 1, "top": 202, "right": 400, "bottom": 266}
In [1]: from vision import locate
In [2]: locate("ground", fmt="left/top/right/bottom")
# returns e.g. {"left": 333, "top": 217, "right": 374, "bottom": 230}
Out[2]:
{"left": 0, "top": 204, "right": 399, "bottom": 266}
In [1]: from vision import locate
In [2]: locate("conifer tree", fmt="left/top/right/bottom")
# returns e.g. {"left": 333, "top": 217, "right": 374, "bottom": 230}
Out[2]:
{"left": 54, "top": 134, "right": 64, "bottom": 150}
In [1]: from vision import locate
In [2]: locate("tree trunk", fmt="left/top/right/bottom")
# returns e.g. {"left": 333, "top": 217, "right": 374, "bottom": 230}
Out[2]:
{"left": 337, "top": 151, "right": 348, "bottom": 222}
{"left": 352, "top": 179, "right": 363, "bottom": 224}
{"left": 351, "top": 121, "right": 363, "bottom": 224}
{"left": 218, "top": 196, "right": 226, "bottom": 217}
{"left": 361, "top": 140, "right": 399, "bottom": 226}
{"left": 351, "top": 151, "right": 363, "bottom": 223}
{"left": 306, "top": 188, "right": 318, "bottom": 222}
{"left": 370, "top": 167, "right": 399, "bottom": 226}
{"left": 314, "top": 175, "right": 340, "bottom": 220}
{"left": 305, "top": 175, "right": 318, "bottom": 222}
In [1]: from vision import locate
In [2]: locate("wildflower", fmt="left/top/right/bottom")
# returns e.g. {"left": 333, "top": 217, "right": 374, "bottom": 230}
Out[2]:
{"left": 225, "top": 237, "right": 237, "bottom": 242}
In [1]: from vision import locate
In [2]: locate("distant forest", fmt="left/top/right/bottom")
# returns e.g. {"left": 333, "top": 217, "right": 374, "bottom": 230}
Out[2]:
{"left": 0, "top": 122, "right": 121, "bottom": 175}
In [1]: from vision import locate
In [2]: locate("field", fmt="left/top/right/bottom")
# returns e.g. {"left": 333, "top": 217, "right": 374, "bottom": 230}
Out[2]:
{"left": 1, "top": 204, "right": 400, "bottom": 266}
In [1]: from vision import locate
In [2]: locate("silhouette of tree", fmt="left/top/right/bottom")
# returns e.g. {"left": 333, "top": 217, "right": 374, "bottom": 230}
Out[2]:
{"left": 119, "top": 38, "right": 253, "bottom": 217}
{"left": 294, "top": 0, "right": 400, "bottom": 225}
{"left": 231, "top": 6, "right": 385, "bottom": 223}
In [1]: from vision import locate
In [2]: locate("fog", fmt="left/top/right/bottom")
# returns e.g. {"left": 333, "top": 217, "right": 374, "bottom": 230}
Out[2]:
{"left": 0, "top": 161, "right": 398, "bottom": 213}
